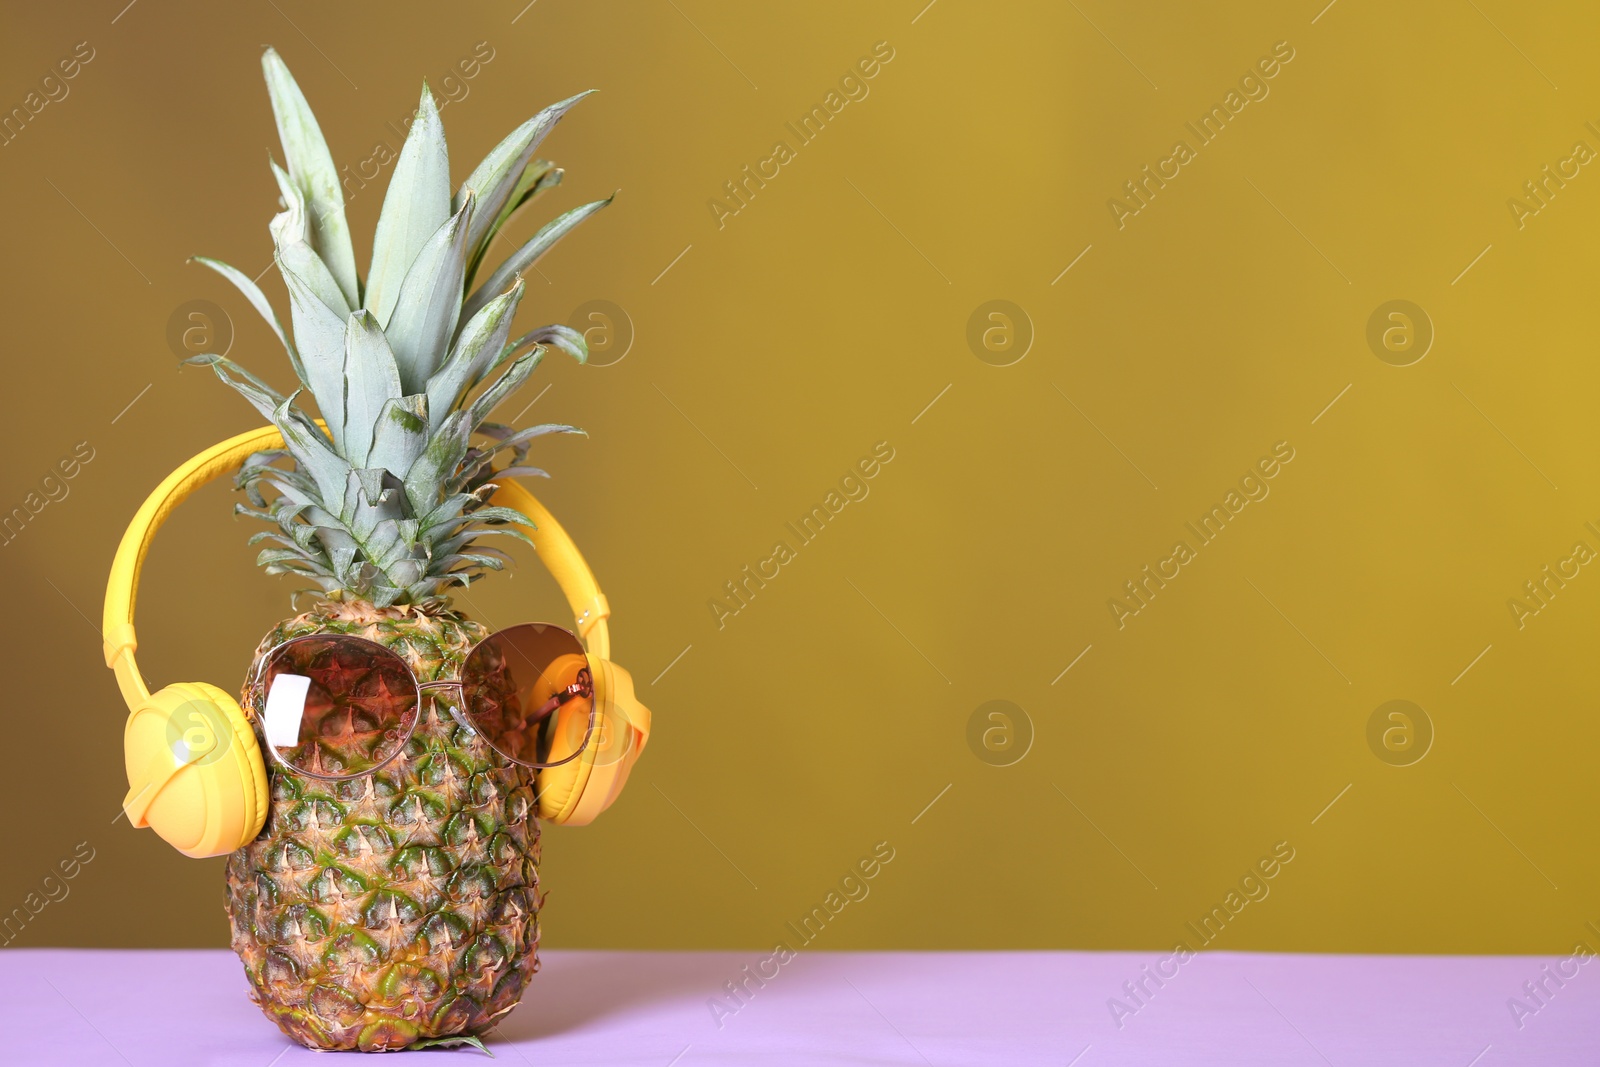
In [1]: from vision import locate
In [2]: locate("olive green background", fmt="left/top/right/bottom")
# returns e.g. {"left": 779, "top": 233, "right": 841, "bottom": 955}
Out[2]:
{"left": 1, "top": 0, "right": 1597, "bottom": 954}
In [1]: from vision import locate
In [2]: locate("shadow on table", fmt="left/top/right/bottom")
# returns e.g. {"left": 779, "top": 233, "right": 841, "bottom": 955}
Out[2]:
{"left": 492, "top": 951, "right": 724, "bottom": 1041}
{"left": 491, "top": 950, "right": 931, "bottom": 1041}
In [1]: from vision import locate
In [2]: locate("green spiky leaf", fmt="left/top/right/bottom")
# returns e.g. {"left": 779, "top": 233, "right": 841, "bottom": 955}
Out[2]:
{"left": 425, "top": 279, "right": 523, "bottom": 427}
{"left": 367, "top": 395, "right": 430, "bottom": 481}
{"left": 504, "top": 323, "right": 587, "bottom": 365}
{"left": 269, "top": 160, "right": 352, "bottom": 322}
{"left": 468, "top": 349, "right": 543, "bottom": 428}
{"left": 191, "top": 256, "right": 301, "bottom": 378}
{"left": 385, "top": 193, "right": 473, "bottom": 392}
{"left": 459, "top": 195, "right": 613, "bottom": 327}
{"left": 465, "top": 160, "right": 564, "bottom": 287}
{"left": 457, "top": 92, "right": 591, "bottom": 262}
{"left": 279, "top": 258, "right": 350, "bottom": 452}
{"left": 261, "top": 47, "right": 360, "bottom": 309}
{"left": 366, "top": 83, "right": 450, "bottom": 326}
{"left": 195, "top": 52, "right": 604, "bottom": 606}
{"left": 343, "top": 310, "right": 402, "bottom": 467}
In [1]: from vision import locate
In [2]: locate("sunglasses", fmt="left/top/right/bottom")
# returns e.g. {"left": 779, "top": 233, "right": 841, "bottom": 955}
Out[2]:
{"left": 251, "top": 622, "right": 596, "bottom": 780}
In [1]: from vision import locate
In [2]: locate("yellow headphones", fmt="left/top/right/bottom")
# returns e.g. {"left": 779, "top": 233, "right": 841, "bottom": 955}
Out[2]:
{"left": 105, "top": 424, "right": 650, "bottom": 858}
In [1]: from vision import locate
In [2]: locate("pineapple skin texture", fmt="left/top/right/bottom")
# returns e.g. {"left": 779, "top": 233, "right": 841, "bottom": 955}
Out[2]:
{"left": 224, "top": 600, "right": 542, "bottom": 1052}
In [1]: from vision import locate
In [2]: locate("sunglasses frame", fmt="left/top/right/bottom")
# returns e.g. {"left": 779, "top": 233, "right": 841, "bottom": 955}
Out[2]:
{"left": 249, "top": 622, "right": 598, "bottom": 782}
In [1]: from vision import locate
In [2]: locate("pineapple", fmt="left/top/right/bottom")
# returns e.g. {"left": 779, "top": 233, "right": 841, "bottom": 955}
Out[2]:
{"left": 189, "top": 48, "right": 613, "bottom": 1051}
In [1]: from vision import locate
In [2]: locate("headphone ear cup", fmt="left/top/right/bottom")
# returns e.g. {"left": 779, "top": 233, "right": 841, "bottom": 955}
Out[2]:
{"left": 533, "top": 704, "right": 594, "bottom": 827}
{"left": 536, "top": 659, "right": 650, "bottom": 826}
{"left": 123, "top": 682, "right": 267, "bottom": 858}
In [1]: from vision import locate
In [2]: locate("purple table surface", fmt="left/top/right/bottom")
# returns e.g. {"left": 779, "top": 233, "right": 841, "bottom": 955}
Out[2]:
{"left": 1, "top": 948, "right": 1596, "bottom": 1065}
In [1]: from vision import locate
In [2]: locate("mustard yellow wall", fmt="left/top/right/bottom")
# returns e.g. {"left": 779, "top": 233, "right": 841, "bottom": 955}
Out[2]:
{"left": 1, "top": 0, "right": 1596, "bottom": 953}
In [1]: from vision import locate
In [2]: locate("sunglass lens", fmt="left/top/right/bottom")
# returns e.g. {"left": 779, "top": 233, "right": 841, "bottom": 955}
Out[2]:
{"left": 460, "top": 623, "right": 594, "bottom": 768}
{"left": 259, "top": 635, "right": 418, "bottom": 778}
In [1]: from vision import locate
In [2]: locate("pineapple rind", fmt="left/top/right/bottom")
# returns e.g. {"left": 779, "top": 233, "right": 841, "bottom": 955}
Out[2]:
{"left": 225, "top": 600, "right": 542, "bottom": 1052}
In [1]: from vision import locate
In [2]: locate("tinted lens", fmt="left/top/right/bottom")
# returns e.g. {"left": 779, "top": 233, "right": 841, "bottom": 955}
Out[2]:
{"left": 460, "top": 623, "right": 595, "bottom": 768}
{"left": 258, "top": 635, "right": 419, "bottom": 779}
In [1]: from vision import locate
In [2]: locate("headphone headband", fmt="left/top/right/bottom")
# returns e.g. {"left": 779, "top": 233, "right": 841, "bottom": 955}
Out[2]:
{"left": 103, "top": 424, "right": 612, "bottom": 708}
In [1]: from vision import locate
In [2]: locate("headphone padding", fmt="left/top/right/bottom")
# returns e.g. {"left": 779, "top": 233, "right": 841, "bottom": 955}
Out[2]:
{"left": 538, "top": 659, "right": 649, "bottom": 826}
{"left": 535, "top": 699, "right": 597, "bottom": 826}
{"left": 127, "top": 682, "right": 267, "bottom": 858}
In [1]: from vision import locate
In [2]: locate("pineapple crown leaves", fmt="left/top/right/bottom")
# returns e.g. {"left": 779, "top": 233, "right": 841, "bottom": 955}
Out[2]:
{"left": 188, "top": 47, "right": 604, "bottom": 607}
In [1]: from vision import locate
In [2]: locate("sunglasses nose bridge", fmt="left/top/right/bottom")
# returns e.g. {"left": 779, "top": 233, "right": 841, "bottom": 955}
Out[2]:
{"left": 417, "top": 680, "right": 479, "bottom": 735}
